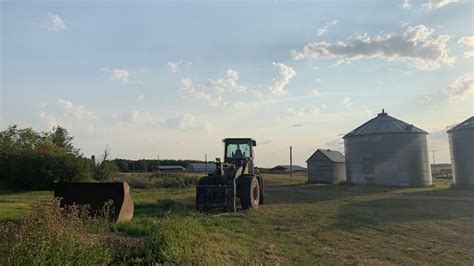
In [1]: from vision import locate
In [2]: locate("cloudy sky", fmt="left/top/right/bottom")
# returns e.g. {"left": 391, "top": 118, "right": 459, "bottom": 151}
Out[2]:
{"left": 1, "top": 0, "right": 473, "bottom": 167}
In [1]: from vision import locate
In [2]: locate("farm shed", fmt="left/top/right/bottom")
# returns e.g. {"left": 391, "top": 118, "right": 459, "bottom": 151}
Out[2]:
{"left": 448, "top": 116, "right": 474, "bottom": 186}
{"left": 186, "top": 163, "right": 217, "bottom": 172}
{"left": 343, "top": 110, "right": 432, "bottom": 187}
{"left": 157, "top": 165, "right": 185, "bottom": 172}
{"left": 306, "top": 149, "right": 346, "bottom": 184}
{"left": 270, "top": 165, "right": 306, "bottom": 173}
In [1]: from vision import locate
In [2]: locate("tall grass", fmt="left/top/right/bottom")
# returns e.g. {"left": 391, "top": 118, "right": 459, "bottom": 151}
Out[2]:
{"left": 0, "top": 199, "right": 113, "bottom": 265}
{"left": 121, "top": 172, "right": 200, "bottom": 189}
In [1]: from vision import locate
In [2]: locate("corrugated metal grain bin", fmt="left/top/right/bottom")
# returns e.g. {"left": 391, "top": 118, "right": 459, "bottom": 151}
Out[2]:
{"left": 447, "top": 116, "right": 474, "bottom": 186}
{"left": 306, "top": 149, "right": 346, "bottom": 184}
{"left": 343, "top": 110, "right": 432, "bottom": 187}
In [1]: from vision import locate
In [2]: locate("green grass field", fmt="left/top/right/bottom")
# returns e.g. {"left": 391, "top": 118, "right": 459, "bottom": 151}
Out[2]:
{"left": 1, "top": 175, "right": 474, "bottom": 264}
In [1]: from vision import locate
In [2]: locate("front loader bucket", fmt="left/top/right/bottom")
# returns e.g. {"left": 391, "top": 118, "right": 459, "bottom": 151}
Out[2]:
{"left": 53, "top": 182, "right": 134, "bottom": 223}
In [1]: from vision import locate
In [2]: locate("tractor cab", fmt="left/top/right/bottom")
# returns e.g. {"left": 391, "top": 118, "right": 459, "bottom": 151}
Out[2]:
{"left": 223, "top": 138, "right": 256, "bottom": 168}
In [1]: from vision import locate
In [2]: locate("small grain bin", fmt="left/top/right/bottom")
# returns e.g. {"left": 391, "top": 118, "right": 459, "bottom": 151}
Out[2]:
{"left": 306, "top": 149, "right": 346, "bottom": 183}
{"left": 343, "top": 110, "right": 431, "bottom": 187}
{"left": 447, "top": 116, "right": 474, "bottom": 186}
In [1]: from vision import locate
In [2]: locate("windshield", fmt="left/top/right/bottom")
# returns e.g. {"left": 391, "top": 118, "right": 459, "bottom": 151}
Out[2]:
{"left": 225, "top": 143, "right": 251, "bottom": 160}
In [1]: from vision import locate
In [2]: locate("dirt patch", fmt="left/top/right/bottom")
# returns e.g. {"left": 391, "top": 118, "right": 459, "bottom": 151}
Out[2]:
{"left": 261, "top": 244, "right": 280, "bottom": 266}
{"left": 111, "top": 232, "right": 149, "bottom": 257}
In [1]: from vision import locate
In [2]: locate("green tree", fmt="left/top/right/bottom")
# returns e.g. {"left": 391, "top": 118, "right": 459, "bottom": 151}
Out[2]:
{"left": 92, "top": 146, "right": 117, "bottom": 181}
{"left": 47, "top": 126, "right": 80, "bottom": 155}
{"left": 0, "top": 125, "right": 43, "bottom": 155}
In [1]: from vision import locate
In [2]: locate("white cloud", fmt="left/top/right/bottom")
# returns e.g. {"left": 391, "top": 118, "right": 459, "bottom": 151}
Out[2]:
{"left": 180, "top": 74, "right": 248, "bottom": 109}
{"left": 101, "top": 68, "right": 129, "bottom": 83}
{"left": 312, "top": 89, "right": 321, "bottom": 96}
{"left": 47, "top": 13, "right": 68, "bottom": 31}
{"left": 423, "top": 0, "right": 457, "bottom": 9}
{"left": 317, "top": 20, "right": 338, "bottom": 36}
{"left": 39, "top": 111, "right": 58, "bottom": 129}
{"left": 180, "top": 79, "right": 221, "bottom": 107}
{"left": 167, "top": 61, "right": 181, "bottom": 73}
{"left": 164, "top": 113, "right": 212, "bottom": 131}
{"left": 292, "top": 25, "right": 455, "bottom": 70}
{"left": 343, "top": 97, "right": 353, "bottom": 111}
{"left": 253, "top": 90, "right": 263, "bottom": 98}
{"left": 180, "top": 78, "right": 195, "bottom": 93}
{"left": 138, "top": 94, "right": 145, "bottom": 101}
{"left": 130, "top": 111, "right": 157, "bottom": 125}
{"left": 464, "top": 51, "right": 474, "bottom": 58}
{"left": 39, "top": 99, "right": 96, "bottom": 133}
{"left": 114, "top": 110, "right": 158, "bottom": 126}
{"left": 401, "top": 0, "right": 413, "bottom": 10}
{"left": 110, "top": 69, "right": 129, "bottom": 83}
{"left": 402, "top": 0, "right": 457, "bottom": 10}
{"left": 207, "top": 69, "right": 247, "bottom": 93}
{"left": 458, "top": 36, "right": 474, "bottom": 58}
{"left": 442, "top": 74, "right": 474, "bottom": 101}
{"left": 288, "top": 104, "right": 326, "bottom": 117}
{"left": 57, "top": 99, "right": 96, "bottom": 121}
{"left": 458, "top": 36, "right": 474, "bottom": 46}
{"left": 268, "top": 63, "right": 296, "bottom": 96}
{"left": 167, "top": 60, "right": 192, "bottom": 73}
{"left": 179, "top": 113, "right": 198, "bottom": 129}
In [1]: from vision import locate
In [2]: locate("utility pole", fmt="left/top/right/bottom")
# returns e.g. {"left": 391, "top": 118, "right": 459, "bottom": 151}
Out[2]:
{"left": 290, "top": 146, "right": 293, "bottom": 178}
{"left": 205, "top": 154, "right": 207, "bottom": 172}
{"left": 430, "top": 149, "right": 438, "bottom": 176}
{"left": 157, "top": 154, "right": 160, "bottom": 172}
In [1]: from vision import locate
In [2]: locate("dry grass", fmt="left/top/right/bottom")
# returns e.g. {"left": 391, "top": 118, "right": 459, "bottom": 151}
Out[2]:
{"left": 0, "top": 198, "right": 113, "bottom": 265}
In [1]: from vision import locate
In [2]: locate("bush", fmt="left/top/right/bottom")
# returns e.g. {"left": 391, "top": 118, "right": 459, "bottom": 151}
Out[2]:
{"left": 123, "top": 173, "right": 199, "bottom": 189}
{"left": 0, "top": 199, "right": 113, "bottom": 265}
{"left": 0, "top": 125, "right": 93, "bottom": 189}
{"left": 1, "top": 153, "right": 92, "bottom": 190}
{"left": 154, "top": 175, "right": 198, "bottom": 188}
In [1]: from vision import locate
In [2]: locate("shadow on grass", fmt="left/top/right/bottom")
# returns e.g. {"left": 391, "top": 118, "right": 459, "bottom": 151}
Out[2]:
{"left": 332, "top": 187, "right": 474, "bottom": 230}
{"left": 265, "top": 183, "right": 406, "bottom": 205}
{"left": 134, "top": 199, "right": 196, "bottom": 218}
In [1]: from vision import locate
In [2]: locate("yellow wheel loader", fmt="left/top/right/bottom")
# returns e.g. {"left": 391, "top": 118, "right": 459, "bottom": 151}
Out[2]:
{"left": 196, "top": 138, "right": 264, "bottom": 212}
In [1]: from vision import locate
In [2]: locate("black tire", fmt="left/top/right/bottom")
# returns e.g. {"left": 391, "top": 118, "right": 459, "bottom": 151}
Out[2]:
{"left": 240, "top": 175, "right": 260, "bottom": 209}
{"left": 257, "top": 176, "right": 264, "bottom": 205}
{"left": 196, "top": 176, "right": 211, "bottom": 210}
{"left": 198, "top": 176, "right": 211, "bottom": 185}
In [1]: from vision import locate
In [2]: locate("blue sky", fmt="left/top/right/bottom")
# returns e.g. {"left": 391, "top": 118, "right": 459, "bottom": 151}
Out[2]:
{"left": 1, "top": 0, "right": 473, "bottom": 167}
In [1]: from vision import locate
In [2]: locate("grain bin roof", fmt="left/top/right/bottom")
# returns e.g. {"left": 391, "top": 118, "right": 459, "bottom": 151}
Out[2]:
{"left": 343, "top": 110, "right": 427, "bottom": 138}
{"left": 306, "top": 149, "right": 345, "bottom": 163}
{"left": 447, "top": 116, "right": 474, "bottom": 133}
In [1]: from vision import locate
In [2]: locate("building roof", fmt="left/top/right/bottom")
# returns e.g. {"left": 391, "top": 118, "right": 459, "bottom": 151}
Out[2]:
{"left": 187, "top": 163, "right": 215, "bottom": 167}
{"left": 306, "top": 149, "right": 345, "bottom": 163}
{"left": 157, "top": 165, "right": 185, "bottom": 170}
{"left": 344, "top": 110, "right": 427, "bottom": 138}
{"left": 186, "top": 163, "right": 217, "bottom": 171}
{"left": 270, "top": 165, "right": 306, "bottom": 171}
{"left": 447, "top": 116, "right": 474, "bottom": 133}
